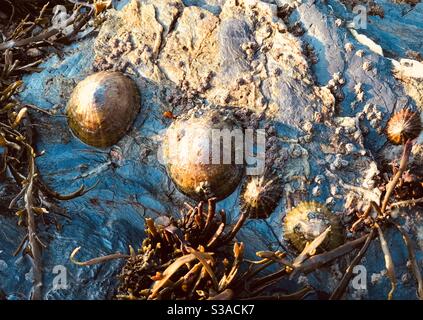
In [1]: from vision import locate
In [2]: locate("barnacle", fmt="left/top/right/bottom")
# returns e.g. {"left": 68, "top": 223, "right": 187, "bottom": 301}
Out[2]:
{"left": 344, "top": 42, "right": 354, "bottom": 53}
{"left": 362, "top": 61, "right": 372, "bottom": 71}
{"left": 240, "top": 174, "right": 283, "bottom": 219}
{"left": 356, "top": 50, "right": 365, "bottom": 57}
{"left": 66, "top": 71, "right": 140, "bottom": 148}
{"left": 386, "top": 109, "right": 422, "bottom": 145}
{"left": 284, "top": 202, "right": 344, "bottom": 252}
{"left": 161, "top": 106, "right": 245, "bottom": 202}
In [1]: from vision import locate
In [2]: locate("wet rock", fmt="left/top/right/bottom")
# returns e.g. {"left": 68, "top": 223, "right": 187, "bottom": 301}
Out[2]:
{"left": 0, "top": 0, "right": 421, "bottom": 299}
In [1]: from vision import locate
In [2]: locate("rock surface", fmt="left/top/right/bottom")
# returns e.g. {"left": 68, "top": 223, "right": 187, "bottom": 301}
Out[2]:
{"left": 0, "top": 0, "right": 422, "bottom": 299}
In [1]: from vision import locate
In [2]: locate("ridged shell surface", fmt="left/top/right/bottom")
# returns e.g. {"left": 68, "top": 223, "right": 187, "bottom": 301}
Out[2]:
{"left": 66, "top": 71, "right": 140, "bottom": 148}
{"left": 386, "top": 109, "right": 421, "bottom": 145}
{"left": 284, "top": 202, "right": 344, "bottom": 252}
{"left": 161, "top": 106, "right": 245, "bottom": 202}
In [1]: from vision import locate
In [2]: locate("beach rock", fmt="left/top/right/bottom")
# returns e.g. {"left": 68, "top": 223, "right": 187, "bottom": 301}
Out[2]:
{"left": 0, "top": 0, "right": 421, "bottom": 299}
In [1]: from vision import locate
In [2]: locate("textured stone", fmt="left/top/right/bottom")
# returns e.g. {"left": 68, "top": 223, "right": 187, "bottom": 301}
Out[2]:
{"left": 0, "top": 0, "right": 422, "bottom": 299}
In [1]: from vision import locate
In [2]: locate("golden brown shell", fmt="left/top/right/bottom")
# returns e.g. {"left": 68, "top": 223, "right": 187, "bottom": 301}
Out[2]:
{"left": 240, "top": 174, "right": 282, "bottom": 219}
{"left": 161, "top": 107, "right": 245, "bottom": 202}
{"left": 386, "top": 109, "right": 421, "bottom": 145}
{"left": 66, "top": 71, "right": 140, "bottom": 148}
{"left": 284, "top": 202, "right": 344, "bottom": 252}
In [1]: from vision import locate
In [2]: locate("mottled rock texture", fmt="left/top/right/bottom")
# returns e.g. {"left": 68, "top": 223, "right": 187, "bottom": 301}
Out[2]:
{"left": 1, "top": 0, "right": 422, "bottom": 299}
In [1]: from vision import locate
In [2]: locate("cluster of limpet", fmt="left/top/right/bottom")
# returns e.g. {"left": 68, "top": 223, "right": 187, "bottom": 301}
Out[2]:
{"left": 66, "top": 71, "right": 140, "bottom": 148}
{"left": 161, "top": 106, "right": 245, "bottom": 202}
{"left": 284, "top": 202, "right": 344, "bottom": 252}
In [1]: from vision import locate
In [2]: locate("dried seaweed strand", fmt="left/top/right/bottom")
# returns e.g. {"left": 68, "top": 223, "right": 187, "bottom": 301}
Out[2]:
{"left": 393, "top": 223, "right": 423, "bottom": 300}
{"left": 293, "top": 234, "right": 368, "bottom": 274}
{"left": 381, "top": 140, "right": 412, "bottom": 212}
{"left": 203, "top": 197, "right": 217, "bottom": 235}
{"left": 207, "top": 288, "right": 234, "bottom": 300}
{"left": 187, "top": 247, "right": 219, "bottom": 290}
{"left": 24, "top": 145, "right": 42, "bottom": 300}
{"left": 375, "top": 223, "right": 396, "bottom": 300}
{"left": 37, "top": 178, "right": 99, "bottom": 200}
{"left": 218, "top": 211, "right": 248, "bottom": 246}
{"left": 70, "top": 247, "right": 129, "bottom": 266}
{"left": 150, "top": 253, "right": 197, "bottom": 298}
{"left": 293, "top": 226, "right": 331, "bottom": 267}
{"left": 389, "top": 197, "right": 423, "bottom": 209}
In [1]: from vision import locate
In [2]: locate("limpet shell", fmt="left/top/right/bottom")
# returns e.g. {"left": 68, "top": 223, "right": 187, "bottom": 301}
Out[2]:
{"left": 386, "top": 109, "right": 422, "bottom": 145}
{"left": 161, "top": 106, "right": 245, "bottom": 202}
{"left": 284, "top": 201, "right": 344, "bottom": 252}
{"left": 66, "top": 71, "right": 140, "bottom": 148}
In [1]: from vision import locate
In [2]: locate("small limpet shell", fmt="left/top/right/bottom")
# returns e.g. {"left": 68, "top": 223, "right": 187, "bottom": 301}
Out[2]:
{"left": 284, "top": 201, "right": 344, "bottom": 252}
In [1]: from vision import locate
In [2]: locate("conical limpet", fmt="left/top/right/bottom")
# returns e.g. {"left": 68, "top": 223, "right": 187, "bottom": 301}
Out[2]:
{"left": 284, "top": 201, "right": 344, "bottom": 252}
{"left": 66, "top": 71, "right": 140, "bottom": 148}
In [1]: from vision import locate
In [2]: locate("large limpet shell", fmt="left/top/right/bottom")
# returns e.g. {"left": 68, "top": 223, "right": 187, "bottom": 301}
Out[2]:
{"left": 66, "top": 71, "right": 140, "bottom": 148}
{"left": 161, "top": 106, "right": 245, "bottom": 202}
